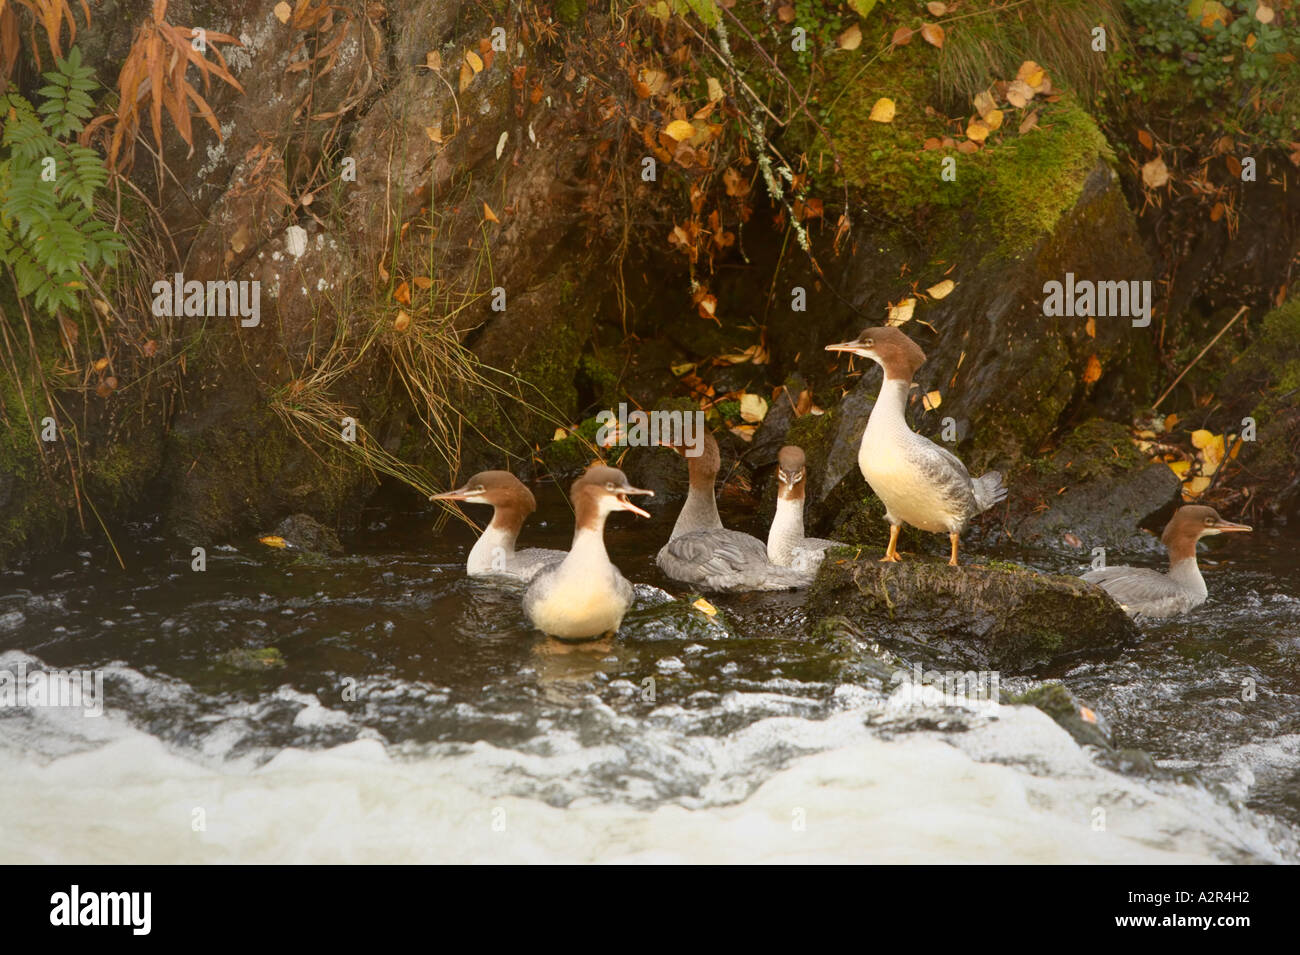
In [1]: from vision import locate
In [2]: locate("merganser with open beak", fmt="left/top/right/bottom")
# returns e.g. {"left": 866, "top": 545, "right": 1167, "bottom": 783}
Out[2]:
{"left": 523, "top": 465, "right": 653, "bottom": 641}
{"left": 656, "top": 430, "right": 815, "bottom": 591}
{"left": 1080, "top": 505, "right": 1251, "bottom": 618}
{"left": 767, "top": 445, "right": 838, "bottom": 572}
{"left": 826, "top": 326, "right": 1006, "bottom": 566}
{"left": 430, "top": 470, "right": 565, "bottom": 581}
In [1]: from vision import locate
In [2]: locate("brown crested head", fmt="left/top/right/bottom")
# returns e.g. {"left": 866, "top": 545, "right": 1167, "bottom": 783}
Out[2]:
{"left": 1161, "top": 504, "right": 1252, "bottom": 561}
{"left": 570, "top": 464, "right": 654, "bottom": 530}
{"left": 776, "top": 445, "right": 808, "bottom": 502}
{"left": 431, "top": 470, "right": 537, "bottom": 528}
{"left": 825, "top": 325, "right": 927, "bottom": 382}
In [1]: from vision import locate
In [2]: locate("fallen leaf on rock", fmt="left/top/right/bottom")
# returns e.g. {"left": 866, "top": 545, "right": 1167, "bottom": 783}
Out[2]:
{"left": 483, "top": 201, "right": 499, "bottom": 223}
{"left": 1082, "top": 354, "right": 1102, "bottom": 384}
{"left": 926, "top": 278, "right": 956, "bottom": 299}
{"left": 259, "top": 536, "right": 289, "bottom": 549}
{"left": 922, "top": 390, "right": 942, "bottom": 411}
{"left": 887, "top": 297, "right": 916, "bottom": 325}
{"left": 739, "top": 393, "right": 768, "bottom": 423}
{"left": 274, "top": 1, "right": 292, "bottom": 24}
{"left": 466, "top": 50, "right": 484, "bottom": 74}
{"left": 425, "top": 50, "right": 441, "bottom": 70}
{"left": 692, "top": 597, "right": 718, "bottom": 616}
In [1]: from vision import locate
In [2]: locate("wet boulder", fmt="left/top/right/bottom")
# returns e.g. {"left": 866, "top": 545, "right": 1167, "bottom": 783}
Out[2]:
{"left": 270, "top": 514, "right": 344, "bottom": 556}
{"left": 805, "top": 550, "right": 1139, "bottom": 675}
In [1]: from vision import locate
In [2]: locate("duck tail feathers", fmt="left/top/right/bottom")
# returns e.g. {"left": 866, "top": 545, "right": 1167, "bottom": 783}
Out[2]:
{"left": 973, "top": 470, "right": 1007, "bottom": 512}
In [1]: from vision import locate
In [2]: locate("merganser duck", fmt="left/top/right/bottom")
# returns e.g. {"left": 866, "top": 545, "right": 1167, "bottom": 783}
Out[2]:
{"left": 825, "top": 326, "right": 1006, "bottom": 566}
{"left": 1080, "top": 505, "right": 1251, "bottom": 618}
{"left": 430, "top": 470, "right": 564, "bottom": 580}
{"left": 656, "top": 430, "right": 815, "bottom": 591}
{"left": 523, "top": 465, "right": 653, "bottom": 640}
{"left": 767, "top": 445, "right": 838, "bottom": 572}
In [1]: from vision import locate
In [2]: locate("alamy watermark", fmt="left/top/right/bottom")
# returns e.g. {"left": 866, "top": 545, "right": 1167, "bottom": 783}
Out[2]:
{"left": 0, "top": 662, "right": 103, "bottom": 717}
{"left": 1042, "top": 272, "right": 1152, "bottom": 328}
{"left": 889, "top": 663, "right": 1000, "bottom": 714}
{"left": 596, "top": 402, "right": 706, "bottom": 456}
{"left": 151, "top": 273, "right": 260, "bottom": 327}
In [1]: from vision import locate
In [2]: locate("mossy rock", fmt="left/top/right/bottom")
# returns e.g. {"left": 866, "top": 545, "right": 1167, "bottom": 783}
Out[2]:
{"left": 806, "top": 549, "right": 1139, "bottom": 674}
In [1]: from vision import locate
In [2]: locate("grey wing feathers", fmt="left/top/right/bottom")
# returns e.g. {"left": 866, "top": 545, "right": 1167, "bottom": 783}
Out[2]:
{"left": 1080, "top": 566, "right": 1194, "bottom": 618}
{"left": 658, "top": 529, "right": 813, "bottom": 591}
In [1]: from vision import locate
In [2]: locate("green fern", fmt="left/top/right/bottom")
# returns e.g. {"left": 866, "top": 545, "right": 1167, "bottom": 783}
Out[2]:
{"left": 0, "top": 46, "right": 125, "bottom": 316}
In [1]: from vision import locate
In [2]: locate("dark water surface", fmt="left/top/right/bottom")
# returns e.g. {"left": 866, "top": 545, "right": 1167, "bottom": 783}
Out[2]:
{"left": 1, "top": 487, "right": 1297, "bottom": 863}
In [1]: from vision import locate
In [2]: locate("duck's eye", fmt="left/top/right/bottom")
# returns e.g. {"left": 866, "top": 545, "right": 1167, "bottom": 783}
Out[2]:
{"left": 862, "top": 337, "right": 874, "bottom": 348}
{"left": 473, "top": 486, "right": 485, "bottom": 494}
{"left": 605, "top": 481, "right": 616, "bottom": 491}
{"left": 1205, "top": 517, "right": 1215, "bottom": 525}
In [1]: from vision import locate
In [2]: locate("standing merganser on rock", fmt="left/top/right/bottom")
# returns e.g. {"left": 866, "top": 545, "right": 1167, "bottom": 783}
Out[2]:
{"left": 767, "top": 445, "right": 838, "bottom": 572}
{"left": 430, "top": 471, "right": 564, "bottom": 581}
{"left": 1080, "top": 505, "right": 1251, "bottom": 618}
{"left": 523, "top": 465, "right": 653, "bottom": 640}
{"left": 656, "top": 430, "right": 815, "bottom": 591}
{"left": 825, "top": 326, "right": 1006, "bottom": 566}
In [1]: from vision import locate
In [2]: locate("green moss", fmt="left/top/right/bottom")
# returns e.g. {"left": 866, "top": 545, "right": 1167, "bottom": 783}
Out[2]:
{"left": 542, "top": 414, "right": 604, "bottom": 474}
{"left": 821, "top": 37, "right": 1111, "bottom": 255}
{"left": 554, "top": 0, "right": 587, "bottom": 27}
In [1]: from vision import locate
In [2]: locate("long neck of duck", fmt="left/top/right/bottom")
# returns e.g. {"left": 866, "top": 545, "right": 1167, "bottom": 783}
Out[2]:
{"left": 768, "top": 495, "right": 805, "bottom": 564}
{"left": 1167, "top": 542, "right": 1207, "bottom": 598}
{"left": 671, "top": 460, "right": 722, "bottom": 539}
{"left": 564, "top": 509, "right": 611, "bottom": 570}
{"left": 865, "top": 376, "right": 912, "bottom": 439}
{"left": 466, "top": 508, "right": 518, "bottom": 573}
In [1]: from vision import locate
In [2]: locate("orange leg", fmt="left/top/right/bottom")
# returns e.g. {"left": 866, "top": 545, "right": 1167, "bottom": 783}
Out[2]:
{"left": 948, "top": 532, "right": 960, "bottom": 567}
{"left": 880, "top": 524, "right": 902, "bottom": 562}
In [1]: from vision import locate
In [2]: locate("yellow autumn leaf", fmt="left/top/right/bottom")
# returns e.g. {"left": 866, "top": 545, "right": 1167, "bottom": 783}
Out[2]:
{"left": 273, "top": 2, "right": 292, "bottom": 24}
{"left": 1168, "top": 460, "right": 1191, "bottom": 478}
{"left": 926, "top": 279, "right": 956, "bottom": 299}
{"left": 483, "top": 201, "right": 499, "bottom": 223}
{"left": 739, "top": 393, "right": 769, "bottom": 423}
{"left": 922, "top": 390, "right": 942, "bottom": 411}
{"left": 692, "top": 597, "right": 718, "bottom": 616}
{"left": 1085, "top": 317, "right": 1096, "bottom": 338}
{"left": 973, "top": 90, "right": 997, "bottom": 118}
{"left": 1190, "top": 428, "right": 1215, "bottom": 449}
{"left": 887, "top": 297, "right": 916, "bottom": 325}
{"left": 425, "top": 50, "right": 442, "bottom": 71}
{"left": 1082, "top": 354, "right": 1102, "bottom": 384}
{"left": 1016, "top": 60, "right": 1046, "bottom": 90}
{"left": 966, "top": 118, "right": 991, "bottom": 142}
{"left": 983, "top": 109, "right": 1004, "bottom": 131}
{"left": 1256, "top": 3, "right": 1276, "bottom": 24}
{"left": 1183, "top": 476, "right": 1212, "bottom": 498}
{"left": 664, "top": 119, "right": 696, "bottom": 141}
{"left": 838, "top": 23, "right": 863, "bottom": 51}
{"left": 394, "top": 310, "right": 411, "bottom": 331}
{"left": 466, "top": 50, "right": 484, "bottom": 74}
{"left": 458, "top": 61, "right": 473, "bottom": 92}
{"left": 868, "top": 97, "right": 896, "bottom": 123}
{"left": 707, "top": 76, "right": 724, "bottom": 102}
{"left": 259, "top": 536, "right": 289, "bottom": 549}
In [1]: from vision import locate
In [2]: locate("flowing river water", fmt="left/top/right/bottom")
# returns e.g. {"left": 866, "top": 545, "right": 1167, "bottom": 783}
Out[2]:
{"left": 1, "top": 487, "right": 1297, "bottom": 864}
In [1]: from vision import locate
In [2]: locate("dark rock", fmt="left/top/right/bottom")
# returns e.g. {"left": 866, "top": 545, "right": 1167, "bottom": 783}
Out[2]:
{"left": 272, "top": 514, "right": 344, "bottom": 556}
{"left": 1009, "top": 682, "right": 1113, "bottom": 749}
{"left": 806, "top": 550, "right": 1139, "bottom": 674}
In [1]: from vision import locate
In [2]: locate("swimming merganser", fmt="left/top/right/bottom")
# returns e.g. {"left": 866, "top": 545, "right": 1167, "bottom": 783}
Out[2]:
{"left": 767, "top": 445, "right": 838, "bottom": 572}
{"left": 656, "top": 430, "right": 815, "bottom": 591}
{"left": 1080, "top": 505, "right": 1251, "bottom": 618}
{"left": 825, "top": 326, "right": 1006, "bottom": 566}
{"left": 523, "top": 465, "right": 653, "bottom": 640}
{"left": 430, "top": 470, "right": 564, "bottom": 580}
